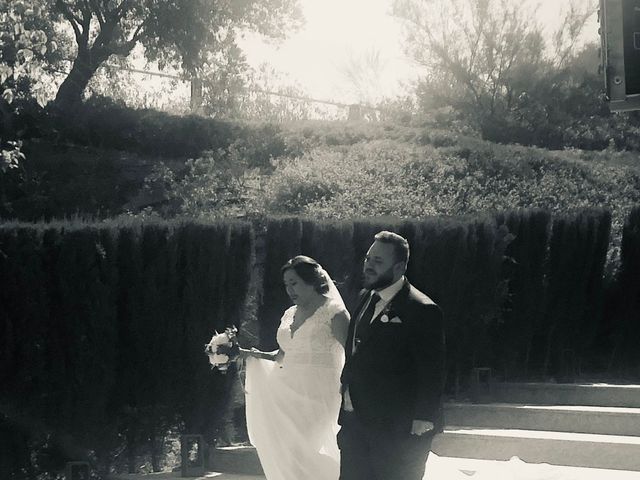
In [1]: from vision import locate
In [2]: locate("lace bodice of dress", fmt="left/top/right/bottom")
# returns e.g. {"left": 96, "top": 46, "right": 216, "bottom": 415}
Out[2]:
{"left": 276, "top": 299, "right": 344, "bottom": 369}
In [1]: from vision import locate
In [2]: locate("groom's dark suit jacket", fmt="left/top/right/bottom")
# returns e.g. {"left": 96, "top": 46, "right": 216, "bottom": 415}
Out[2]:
{"left": 340, "top": 278, "right": 445, "bottom": 434}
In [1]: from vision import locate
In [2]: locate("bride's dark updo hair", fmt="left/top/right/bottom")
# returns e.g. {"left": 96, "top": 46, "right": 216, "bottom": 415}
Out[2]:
{"left": 281, "top": 255, "right": 330, "bottom": 294}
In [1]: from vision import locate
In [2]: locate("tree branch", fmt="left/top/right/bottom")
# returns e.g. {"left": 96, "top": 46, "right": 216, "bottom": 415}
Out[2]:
{"left": 77, "top": 0, "right": 94, "bottom": 32}
{"left": 56, "top": 0, "right": 83, "bottom": 25}
{"left": 104, "top": 18, "right": 144, "bottom": 57}
{"left": 56, "top": 0, "right": 85, "bottom": 45}
{"left": 129, "top": 19, "right": 146, "bottom": 44}
{"left": 89, "top": 0, "right": 106, "bottom": 27}
{"left": 114, "top": 0, "right": 134, "bottom": 20}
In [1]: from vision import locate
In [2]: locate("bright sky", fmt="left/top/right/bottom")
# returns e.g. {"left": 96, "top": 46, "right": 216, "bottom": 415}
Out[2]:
{"left": 238, "top": 0, "right": 599, "bottom": 105}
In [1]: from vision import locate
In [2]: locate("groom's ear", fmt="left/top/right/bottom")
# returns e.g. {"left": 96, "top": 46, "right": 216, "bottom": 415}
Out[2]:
{"left": 393, "top": 260, "right": 407, "bottom": 277}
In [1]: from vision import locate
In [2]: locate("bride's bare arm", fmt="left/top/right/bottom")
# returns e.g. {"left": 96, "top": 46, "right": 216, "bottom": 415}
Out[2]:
{"left": 330, "top": 311, "right": 350, "bottom": 348}
{"left": 239, "top": 347, "right": 282, "bottom": 361}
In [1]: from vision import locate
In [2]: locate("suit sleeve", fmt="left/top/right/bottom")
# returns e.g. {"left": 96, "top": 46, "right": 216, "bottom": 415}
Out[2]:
{"left": 408, "top": 302, "right": 445, "bottom": 423}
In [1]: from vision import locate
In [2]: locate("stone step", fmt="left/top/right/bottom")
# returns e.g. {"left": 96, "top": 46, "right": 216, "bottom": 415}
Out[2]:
{"left": 210, "top": 445, "right": 264, "bottom": 476}
{"left": 444, "top": 402, "right": 640, "bottom": 436}
{"left": 432, "top": 427, "right": 640, "bottom": 471}
{"left": 488, "top": 382, "right": 640, "bottom": 407}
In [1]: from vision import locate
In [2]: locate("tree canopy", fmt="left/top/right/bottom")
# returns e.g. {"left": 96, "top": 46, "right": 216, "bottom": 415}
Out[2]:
{"left": 392, "top": 0, "right": 602, "bottom": 147}
{"left": 1, "top": 0, "right": 65, "bottom": 171}
{"left": 49, "top": 0, "right": 302, "bottom": 110}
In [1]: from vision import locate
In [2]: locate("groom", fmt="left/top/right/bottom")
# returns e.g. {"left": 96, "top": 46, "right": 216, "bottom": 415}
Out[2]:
{"left": 338, "top": 231, "right": 445, "bottom": 480}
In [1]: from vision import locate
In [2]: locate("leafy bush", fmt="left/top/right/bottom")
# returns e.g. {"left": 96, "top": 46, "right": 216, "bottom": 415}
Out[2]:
{"left": 260, "top": 137, "right": 640, "bottom": 240}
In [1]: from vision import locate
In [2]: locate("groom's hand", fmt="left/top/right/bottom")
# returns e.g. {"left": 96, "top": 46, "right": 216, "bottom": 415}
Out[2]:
{"left": 410, "top": 420, "right": 434, "bottom": 436}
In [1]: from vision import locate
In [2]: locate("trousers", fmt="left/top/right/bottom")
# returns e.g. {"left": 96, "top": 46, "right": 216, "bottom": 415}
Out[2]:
{"left": 337, "top": 411, "right": 434, "bottom": 480}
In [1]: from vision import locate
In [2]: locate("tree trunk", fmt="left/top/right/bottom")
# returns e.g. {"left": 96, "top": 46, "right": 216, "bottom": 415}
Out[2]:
{"left": 0, "top": 98, "right": 15, "bottom": 141}
{"left": 54, "top": 48, "right": 105, "bottom": 112}
{"left": 190, "top": 78, "right": 203, "bottom": 114}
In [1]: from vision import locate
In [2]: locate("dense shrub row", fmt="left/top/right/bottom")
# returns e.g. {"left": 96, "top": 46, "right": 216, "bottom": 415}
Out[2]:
{"left": 6, "top": 102, "right": 639, "bottom": 235}
{"left": 0, "top": 220, "right": 253, "bottom": 477}
{"left": 34, "top": 97, "right": 286, "bottom": 164}
{"left": 262, "top": 140, "right": 640, "bottom": 229}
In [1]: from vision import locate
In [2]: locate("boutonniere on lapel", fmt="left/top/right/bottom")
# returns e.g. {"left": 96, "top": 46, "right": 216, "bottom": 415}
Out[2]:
{"left": 379, "top": 305, "right": 402, "bottom": 324}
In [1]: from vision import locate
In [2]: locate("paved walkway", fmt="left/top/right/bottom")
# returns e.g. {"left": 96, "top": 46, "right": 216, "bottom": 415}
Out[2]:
{"left": 108, "top": 472, "right": 264, "bottom": 480}
{"left": 108, "top": 454, "right": 640, "bottom": 480}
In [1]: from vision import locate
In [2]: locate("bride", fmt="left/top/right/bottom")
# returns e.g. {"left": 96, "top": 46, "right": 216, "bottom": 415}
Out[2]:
{"left": 241, "top": 255, "right": 349, "bottom": 480}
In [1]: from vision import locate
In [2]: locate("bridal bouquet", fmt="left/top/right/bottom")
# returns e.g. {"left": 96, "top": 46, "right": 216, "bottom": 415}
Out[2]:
{"left": 204, "top": 326, "right": 239, "bottom": 374}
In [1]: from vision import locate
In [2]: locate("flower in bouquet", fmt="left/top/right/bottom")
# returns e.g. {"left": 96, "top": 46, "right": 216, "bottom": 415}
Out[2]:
{"left": 204, "top": 326, "right": 240, "bottom": 373}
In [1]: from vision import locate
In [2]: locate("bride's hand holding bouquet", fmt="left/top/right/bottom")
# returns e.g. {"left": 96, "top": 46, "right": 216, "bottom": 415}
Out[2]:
{"left": 204, "top": 326, "right": 283, "bottom": 372}
{"left": 204, "top": 326, "right": 240, "bottom": 373}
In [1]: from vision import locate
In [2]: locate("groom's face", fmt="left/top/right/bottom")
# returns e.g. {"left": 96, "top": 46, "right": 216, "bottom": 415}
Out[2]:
{"left": 363, "top": 241, "right": 400, "bottom": 290}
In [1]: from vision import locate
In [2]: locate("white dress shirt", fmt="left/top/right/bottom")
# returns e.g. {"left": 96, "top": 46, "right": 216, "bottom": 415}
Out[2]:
{"left": 371, "top": 276, "right": 405, "bottom": 321}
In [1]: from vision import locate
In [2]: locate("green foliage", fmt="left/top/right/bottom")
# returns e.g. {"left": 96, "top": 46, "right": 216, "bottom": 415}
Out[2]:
{"left": 0, "top": 0, "right": 63, "bottom": 108}
{"left": 50, "top": 0, "right": 302, "bottom": 110}
{"left": 202, "top": 63, "right": 316, "bottom": 122}
{"left": 257, "top": 217, "right": 303, "bottom": 349}
{"left": 143, "top": 147, "right": 265, "bottom": 219}
{"left": 1, "top": 140, "right": 24, "bottom": 173}
{"left": 608, "top": 207, "right": 640, "bottom": 376}
{"left": 542, "top": 209, "right": 611, "bottom": 379}
{"left": 47, "top": 98, "right": 291, "bottom": 162}
{"left": 0, "top": 219, "right": 253, "bottom": 477}
{"left": 260, "top": 137, "right": 640, "bottom": 240}
{"left": 392, "top": 0, "right": 622, "bottom": 150}
{"left": 0, "top": 138, "right": 139, "bottom": 221}
{"left": 397, "top": 217, "right": 513, "bottom": 390}
{"left": 53, "top": 96, "right": 239, "bottom": 158}
{"left": 494, "top": 209, "right": 551, "bottom": 378}
{"left": 1, "top": 0, "right": 64, "bottom": 173}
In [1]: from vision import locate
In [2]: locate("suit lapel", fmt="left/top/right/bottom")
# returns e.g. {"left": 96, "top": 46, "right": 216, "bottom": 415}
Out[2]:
{"left": 370, "top": 279, "right": 411, "bottom": 325}
{"left": 355, "top": 279, "right": 412, "bottom": 346}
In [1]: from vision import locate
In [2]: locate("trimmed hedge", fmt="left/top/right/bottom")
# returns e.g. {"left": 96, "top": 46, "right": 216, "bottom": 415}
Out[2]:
{"left": 0, "top": 220, "right": 253, "bottom": 477}
{"left": 608, "top": 206, "right": 640, "bottom": 376}
{"left": 495, "top": 209, "right": 551, "bottom": 379}
{"left": 2, "top": 207, "right": 640, "bottom": 477}
{"left": 542, "top": 209, "right": 612, "bottom": 379}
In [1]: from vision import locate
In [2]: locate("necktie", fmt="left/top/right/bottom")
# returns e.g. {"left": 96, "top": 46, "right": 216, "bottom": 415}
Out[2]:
{"left": 354, "top": 292, "right": 381, "bottom": 349}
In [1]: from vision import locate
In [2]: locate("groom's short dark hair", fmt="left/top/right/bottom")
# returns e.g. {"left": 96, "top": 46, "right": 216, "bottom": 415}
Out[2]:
{"left": 374, "top": 231, "right": 410, "bottom": 265}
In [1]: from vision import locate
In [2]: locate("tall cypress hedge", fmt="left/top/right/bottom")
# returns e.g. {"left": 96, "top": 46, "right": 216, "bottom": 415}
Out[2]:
{"left": 609, "top": 207, "right": 640, "bottom": 377}
{"left": 495, "top": 209, "right": 551, "bottom": 378}
{"left": 257, "top": 218, "right": 304, "bottom": 350}
{"left": 542, "top": 209, "right": 611, "bottom": 379}
{"left": 300, "top": 220, "right": 357, "bottom": 307}
{"left": 0, "top": 220, "right": 253, "bottom": 478}
{"left": 399, "top": 217, "right": 512, "bottom": 391}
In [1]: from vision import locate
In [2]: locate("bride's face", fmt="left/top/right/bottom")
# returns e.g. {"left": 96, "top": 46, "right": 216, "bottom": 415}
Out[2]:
{"left": 283, "top": 269, "right": 317, "bottom": 307}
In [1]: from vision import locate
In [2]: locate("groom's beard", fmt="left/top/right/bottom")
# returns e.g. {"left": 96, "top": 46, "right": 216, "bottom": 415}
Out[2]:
{"left": 363, "top": 266, "right": 395, "bottom": 290}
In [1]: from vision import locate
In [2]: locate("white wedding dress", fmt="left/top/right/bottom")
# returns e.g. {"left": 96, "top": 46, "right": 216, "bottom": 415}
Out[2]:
{"left": 245, "top": 298, "right": 346, "bottom": 480}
